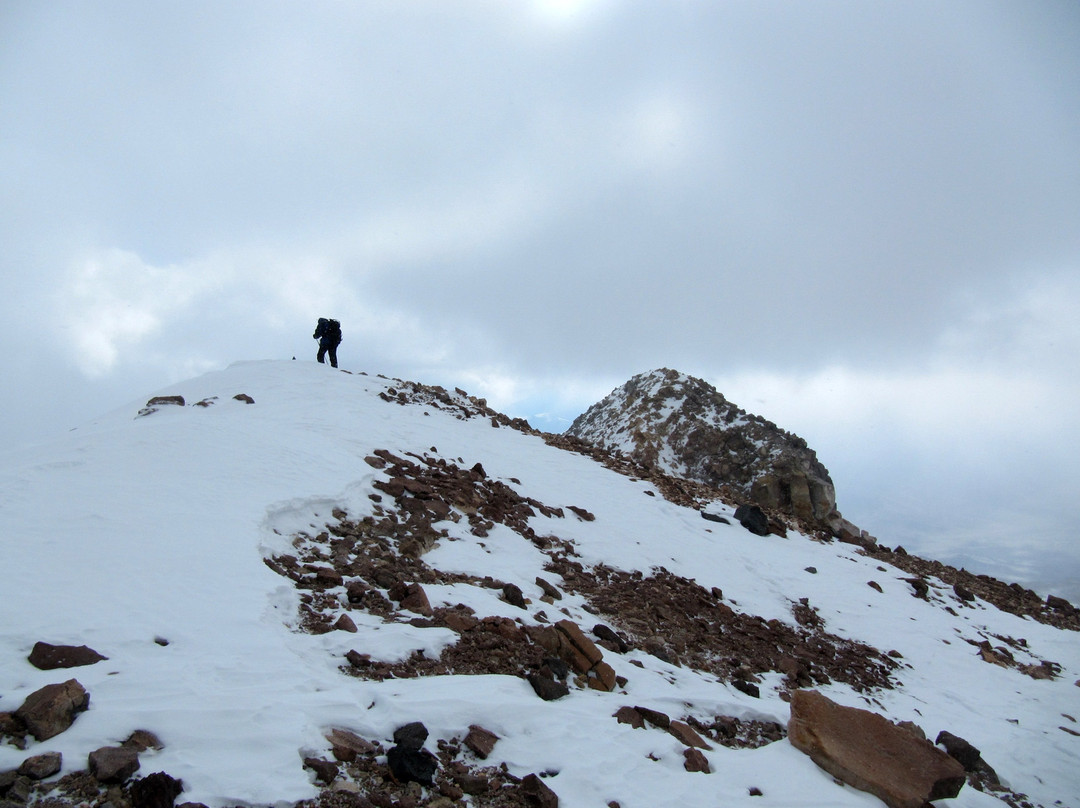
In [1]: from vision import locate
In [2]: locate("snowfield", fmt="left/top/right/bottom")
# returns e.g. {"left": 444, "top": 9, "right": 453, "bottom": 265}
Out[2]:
{"left": 1, "top": 360, "right": 1077, "bottom": 808}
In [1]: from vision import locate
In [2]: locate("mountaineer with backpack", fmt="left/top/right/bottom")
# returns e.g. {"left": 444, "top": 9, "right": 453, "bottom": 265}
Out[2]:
{"left": 313, "top": 318, "right": 342, "bottom": 368}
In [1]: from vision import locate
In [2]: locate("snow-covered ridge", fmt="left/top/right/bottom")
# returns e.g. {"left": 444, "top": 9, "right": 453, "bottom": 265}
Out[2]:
{"left": 0, "top": 360, "right": 1077, "bottom": 808}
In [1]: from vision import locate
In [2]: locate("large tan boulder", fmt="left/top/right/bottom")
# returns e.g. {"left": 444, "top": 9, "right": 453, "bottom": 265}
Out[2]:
{"left": 788, "top": 690, "right": 965, "bottom": 808}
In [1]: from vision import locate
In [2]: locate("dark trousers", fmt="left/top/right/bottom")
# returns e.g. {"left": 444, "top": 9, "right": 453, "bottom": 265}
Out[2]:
{"left": 317, "top": 342, "right": 339, "bottom": 368}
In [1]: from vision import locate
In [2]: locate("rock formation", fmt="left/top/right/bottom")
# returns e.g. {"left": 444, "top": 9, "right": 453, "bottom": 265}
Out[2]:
{"left": 566, "top": 369, "right": 840, "bottom": 526}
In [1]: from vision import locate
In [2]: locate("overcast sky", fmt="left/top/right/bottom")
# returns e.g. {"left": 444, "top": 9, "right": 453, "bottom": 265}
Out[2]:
{"left": 2, "top": 1, "right": 1078, "bottom": 598}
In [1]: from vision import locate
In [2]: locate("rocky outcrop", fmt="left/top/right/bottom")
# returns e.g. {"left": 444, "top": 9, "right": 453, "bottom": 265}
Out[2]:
{"left": 788, "top": 690, "right": 965, "bottom": 808}
{"left": 566, "top": 369, "right": 839, "bottom": 526}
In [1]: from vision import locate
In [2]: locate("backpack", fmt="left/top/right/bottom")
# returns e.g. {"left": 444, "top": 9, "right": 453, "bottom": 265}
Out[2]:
{"left": 323, "top": 319, "right": 342, "bottom": 342}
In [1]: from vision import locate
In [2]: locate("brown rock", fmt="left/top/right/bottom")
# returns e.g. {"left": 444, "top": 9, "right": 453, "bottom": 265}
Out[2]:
{"left": 464, "top": 725, "right": 499, "bottom": 760}
{"left": 124, "top": 730, "right": 165, "bottom": 751}
{"left": 633, "top": 706, "right": 670, "bottom": 730}
{"left": 326, "top": 728, "right": 376, "bottom": 762}
{"left": 18, "top": 751, "right": 62, "bottom": 779}
{"left": 614, "top": 706, "right": 645, "bottom": 729}
{"left": 27, "top": 642, "right": 108, "bottom": 670}
{"left": 788, "top": 690, "right": 965, "bottom": 808}
{"left": 683, "top": 748, "right": 710, "bottom": 773}
{"left": 89, "top": 745, "right": 141, "bottom": 783}
{"left": 334, "top": 614, "right": 358, "bottom": 633}
{"left": 390, "top": 583, "right": 434, "bottom": 616}
{"left": 554, "top": 620, "right": 604, "bottom": 670}
{"left": 668, "top": 720, "right": 712, "bottom": 749}
{"left": 521, "top": 773, "right": 558, "bottom": 807}
{"left": 147, "top": 396, "right": 185, "bottom": 407}
{"left": 589, "top": 661, "right": 618, "bottom": 692}
{"left": 15, "top": 679, "right": 90, "bottom": 741}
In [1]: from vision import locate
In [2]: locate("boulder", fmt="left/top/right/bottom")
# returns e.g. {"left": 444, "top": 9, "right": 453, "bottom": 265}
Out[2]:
{"left": 788, "top": 690, "right": 965, "bottom": 808}
{"left": 88, "top": 745, "right": 141, "bottom": 783}
{"left": 15, "top": 679, "right": 90, "bottom": 741}
{"left": 27, "top": 642, "right": 108, "bottom": 670}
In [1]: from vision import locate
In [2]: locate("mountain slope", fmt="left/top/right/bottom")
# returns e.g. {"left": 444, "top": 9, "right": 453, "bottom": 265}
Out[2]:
{"left": 1, "top": 360, "right": 1078, "bottom": 808}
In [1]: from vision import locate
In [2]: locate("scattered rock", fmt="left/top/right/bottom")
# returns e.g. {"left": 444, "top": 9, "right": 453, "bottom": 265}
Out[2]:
{"left": 788, "top": 690, "right": 965, "bottom": 808}
{"left": 388, "top": 583, "right": 434, "bottom": 617}
{"left": 535, "top": 578, "right": 562, "bottom": 600}
{"left": 392, "top": 722, "right": 429, "bottom": 750}
{"left": 129, "top": 772, "right": 185, "bottom": 808}
{"left": 520, "top": 773, "right": 559, "bottom": 807}
{"left": 147, "top": 396, "right": 185, "bottom": 407}
{"left": 633, "top": 706, "right": 670, "bottom": 730}
{"left": 88, "top": 745, "right": 141, "bottom": 784}
{"left": 527, "top": 673, "right": 569, "bottom": 701}
{"left": 304, "top": 757, "right": 340, "bottom": 784}
{"left": 15, "top": 679, "right": 90, "bottom": 741}
{"left": 463, "top": 726, "right": 499, "bottom": 760}
{"left": 334, "top": 614, "right": 358, "bottom": 633}
{"left": 27, "top": 642, "right": 108, "bottom": 670}
{"left": 326, "top": 728, "right": 376, "bottom": 762}
{"left": 18, "top": 751, "right": 62, "bottom": 779}
{"left": 232, "top": 394, "right": 255, "bottom": 404}
{"left": 124, "top": 730, "right": 165, "bottom": 752}
{"left": 734, "top": 504, "right": 770, "bottom": 537}
{"left": 682, "top": 748, "right": 710, "bottom": 773}
{"left": 386, "top": 746, "right": 437, "bottom": 786}
{"left": 867, "top": 581, "right": 882, "bottom": 593}
{"left": 614, "top": 706, "right": 645, "bottom": 729}
{"left": 935, "top": 731, "right": 982, "bottom": 772}
{"left": 502, "top": 583, "right": 527, "bottom": 609}
{"left": 668, "top": 720, "right": 712, "bottom": 749}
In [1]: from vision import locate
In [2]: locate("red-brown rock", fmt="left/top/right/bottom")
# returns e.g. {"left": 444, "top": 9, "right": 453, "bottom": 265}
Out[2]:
{"left": 788, "top": 690, "right": 965, "bottom": 808}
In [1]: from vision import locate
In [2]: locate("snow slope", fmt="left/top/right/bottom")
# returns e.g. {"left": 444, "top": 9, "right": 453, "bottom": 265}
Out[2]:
{"left": 1, "top": 360, "right": 1077, "bottom": 808}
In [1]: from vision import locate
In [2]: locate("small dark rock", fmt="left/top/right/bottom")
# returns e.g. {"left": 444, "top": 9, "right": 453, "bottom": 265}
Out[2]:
{"left": 733, "top": 680, "right": 760, "bottom": 698}
{"left": 701, "top": 511, "right": 730, "bottom": 525}
{"left": 935, "top": 731, "right": 982, "bottom": 771}
{"left": 502, "top": 584, "right": 527, "bottom": 609}
{"left": 128, "top": 772, "right": 184, "bottom": 808}
{"left": 392, "top": 722, "right": 429, "bottom": 751}
{"left": 521, "top": 773, "right": 559, "bottom": 808}
{"left": 303, "top": 757, "right": 339, "bottom": 784}
{"left": 527, "top": 673, "right": 569, "bottom": 701}
{"left": 386, "top": 747, "right": 437, "bottom": 786}
{"left": 592, "top": 625, "right": 629, "bottom": 653}
{"left": 953, "top": 584, "right": 976, "bottom": 603}
{"left": 733, "top": 505, "right": 770, "bottom": 537}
